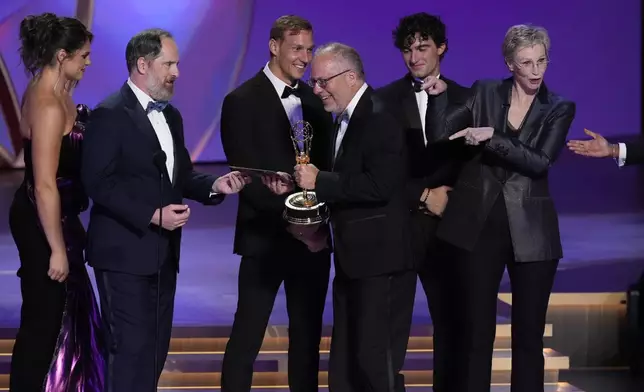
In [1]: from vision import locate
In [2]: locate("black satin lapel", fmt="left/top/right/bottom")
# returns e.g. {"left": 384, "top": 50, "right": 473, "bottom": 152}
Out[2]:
{"left": 301, "top": 92, "right": 328, "bottom": 170}
{"left": 124, "top": 104, "right": 162, "bottom": 151}
{"left": 335, "top": 111, "right": 364, "bottom": 165}
{"left": 518, "top": 95, "right": 549, "bottom": 143}
{"left": 494, "top": 102, "right": 509, "bottom": 137}
{"left": 259, "top": 73, "right": 292, "bottom": 134}
{"left": 402, "top": 91, "right": 422, "bottom": 133}
{"left": 121, "top": 83, "right": 162, "bottom": 152}
{"left": 334, "top": 122, "right": 349, "bottom": 163}
{"left": 494, "top": 80, "right": 512, "bottom": 136}
{"left": 300, "top": 92, "right": 320, "bottom": 138}
{"left": 301, "top": 91, "right": 314, "bottom": 122}
{"left": 335, "top": 91, "right": 374, "bottom": 165}
{"left": 330, "top": 118, "right": 339, "bottom": 170}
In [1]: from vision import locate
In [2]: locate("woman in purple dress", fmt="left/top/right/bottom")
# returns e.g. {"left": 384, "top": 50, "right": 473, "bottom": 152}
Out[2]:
{"left": 9, "top": 12, "right": 105, "bottom": 392}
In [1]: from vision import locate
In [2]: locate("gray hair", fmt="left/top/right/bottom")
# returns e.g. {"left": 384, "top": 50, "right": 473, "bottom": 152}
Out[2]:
{"left": 125, "top": 28, "right": 173, "bottom": 73}
{"left": 314, "top": 42, "right": 365, "bottom": 79}
{"left": 502, "top": 24, "right": 550, "bottom": 62}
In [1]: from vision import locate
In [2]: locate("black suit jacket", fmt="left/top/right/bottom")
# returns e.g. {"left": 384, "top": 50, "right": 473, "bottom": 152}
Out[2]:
{"left": 315, "top": 86, "right": 413, "bottom": 279}
{"left": 220, "top": 71, "right": 333, "bottom": 256}
{"left": 81, "top": 83, "right": 224, "bottom": 275}
{"left": 625, "top": 140, "right": 644, "bottom": 165}
{"left": 375, "top": 74, "right": 471, "bottom": 207}
{"left": 431, "top": 77, "right": 576, "bottom": 262}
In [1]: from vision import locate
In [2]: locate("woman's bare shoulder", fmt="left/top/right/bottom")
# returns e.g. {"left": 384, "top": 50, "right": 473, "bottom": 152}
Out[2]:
{"left": 25, "top": 86, "right": 66, "bottom": 118}
{"left": 21, "top": 89, "right": 67, "bottom": 138}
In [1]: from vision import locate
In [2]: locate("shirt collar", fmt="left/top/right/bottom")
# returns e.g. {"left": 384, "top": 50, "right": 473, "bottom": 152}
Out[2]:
{"left": 339, "top": 82, "right": 369, "bottom": 123}
{"left": 263, "top": 62, "right": 299, "bottom": 98}
{"left": 127, "top": 78, "right": 156, "bottom": 111}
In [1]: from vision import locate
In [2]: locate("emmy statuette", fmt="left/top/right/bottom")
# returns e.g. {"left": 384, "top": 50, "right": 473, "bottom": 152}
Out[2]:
{"left": 283, "top": 120, "right": 329, "bottom": 225}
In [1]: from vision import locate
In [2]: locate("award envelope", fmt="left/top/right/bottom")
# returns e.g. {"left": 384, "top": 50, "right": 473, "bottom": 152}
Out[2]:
{"left": 229, "top": 166, "right": 279, "bottom": 177}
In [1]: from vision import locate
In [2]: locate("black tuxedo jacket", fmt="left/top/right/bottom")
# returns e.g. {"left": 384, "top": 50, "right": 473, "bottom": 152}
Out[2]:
{"left": 220, "top": 71, "right": 333, "bottom": 256}
{"left": 315, "top": 87, "right": 413, "bottom": 279}
{"left": 375, "top": 74, "right": 471, "bottom": 207}
{"left": 430, "top": 77, "right": 576, "bottom": 262}
{"left": 625, "top": 140, "right": 644, "bottom": 165}
{"left": 81, "top": 83, "right": 223, "bottom": 275}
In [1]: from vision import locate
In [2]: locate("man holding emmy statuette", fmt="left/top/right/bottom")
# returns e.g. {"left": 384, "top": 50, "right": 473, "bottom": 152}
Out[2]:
{"left": 294, "top": 42, "right": 413, "bottom": 392}
{"left": 219, "top": 15, "right": 333, "bottom": 392}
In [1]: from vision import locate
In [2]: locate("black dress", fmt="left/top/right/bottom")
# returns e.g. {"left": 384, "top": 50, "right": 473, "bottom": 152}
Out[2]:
{"left": 8, "top": 104, "right": 105, "bottom": 392}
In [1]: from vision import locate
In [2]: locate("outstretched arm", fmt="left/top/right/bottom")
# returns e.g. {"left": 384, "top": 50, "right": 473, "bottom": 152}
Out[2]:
{"left": 426, "top": 82, "right": 477, "bottom": 141}
{"left": 482, "top": 101, "right": 576, "bottom": 177}
{"left": 567, "top": 129, "right": 644, "bottom": 167}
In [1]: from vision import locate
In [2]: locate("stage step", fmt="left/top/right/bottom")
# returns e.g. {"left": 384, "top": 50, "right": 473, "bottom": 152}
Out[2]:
{"left": 0, "top": 323, "right": 573, "bottom": 390}
{"left": 0, "top": 323, "right": 554, "bottom": 356}
{"left": 162, "top": 348, "right": 568, "bottom": 373}
{"left": 154, "top": 348, "right": 569, "bottom": 388}
{"left": 168, "top": 322, "right": 554, "bottom": 354}
{"left": 0, "top": 348, "right": 573, "bottom": 389}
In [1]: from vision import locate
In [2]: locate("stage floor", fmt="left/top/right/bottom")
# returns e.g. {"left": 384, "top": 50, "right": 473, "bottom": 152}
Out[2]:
{"left": 0, "top": 151, "right": 643, "bottom": 328}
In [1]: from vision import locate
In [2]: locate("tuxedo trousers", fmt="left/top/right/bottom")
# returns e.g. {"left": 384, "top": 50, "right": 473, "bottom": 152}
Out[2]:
{"left": 95, "top": 255, "right": 177, "bottom": 392}
{"left": 221, "top": 245, "right": 330, "bottom": 392}
{"left": 328, "top": 264, "right": 416, "bottom": 392}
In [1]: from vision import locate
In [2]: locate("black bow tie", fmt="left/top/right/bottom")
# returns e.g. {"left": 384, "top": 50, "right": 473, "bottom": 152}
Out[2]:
{"left": 412, "top": 79, "right": 423, "bottom": 93}
{"left": 281, "top": 86, "right": 301, "bottom": 99}
{"left": 146, "top": 100, "right": 168, "bottom": 113}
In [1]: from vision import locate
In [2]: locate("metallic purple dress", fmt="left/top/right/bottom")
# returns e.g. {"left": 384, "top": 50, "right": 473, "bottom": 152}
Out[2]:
{"left": 25, "top": 104, "right": 106, "bottom": 391}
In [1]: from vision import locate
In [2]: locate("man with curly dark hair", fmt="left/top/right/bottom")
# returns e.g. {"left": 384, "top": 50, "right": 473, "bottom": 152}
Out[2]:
{"left": 375, "top": 12, "right": 470, "bottom": 392}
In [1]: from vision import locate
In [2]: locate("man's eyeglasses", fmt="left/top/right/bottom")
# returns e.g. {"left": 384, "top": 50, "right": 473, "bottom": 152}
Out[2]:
{"left": 308, "top": 69, "right": 351, "bottom": 88}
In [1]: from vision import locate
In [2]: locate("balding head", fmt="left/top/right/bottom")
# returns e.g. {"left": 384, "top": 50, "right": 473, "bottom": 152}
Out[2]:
{"left": 309, "top": 42, "right": 365, "bottom": 114}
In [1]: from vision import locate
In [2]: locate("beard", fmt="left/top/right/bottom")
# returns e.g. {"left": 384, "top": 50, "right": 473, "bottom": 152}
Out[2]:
{"left": 146, "top": 73, "right": 174, "bottom": 101}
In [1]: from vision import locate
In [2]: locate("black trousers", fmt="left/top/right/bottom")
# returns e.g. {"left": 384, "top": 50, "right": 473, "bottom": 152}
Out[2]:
{"left": 407, "top": 212, "right": 460, "bottom": 392}
{"left": 95, "top": 257, "right": 177, "bottom": 392}
{"left": 221, "top": 245, "right": 330, "bottom": 392}
{"left": 328, "top": 266, "right": 416, "bottom": 392}
{"left": 10, "top": 272, "right": 66, "bottom": 392}
{"left": 451, "top": 197, "right": 559, "bottom": 392}
{"left": 8, "top": 192, "right": 74, "bottom": 392}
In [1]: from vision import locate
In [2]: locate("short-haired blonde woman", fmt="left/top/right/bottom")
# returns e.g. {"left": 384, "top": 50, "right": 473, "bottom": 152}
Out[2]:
{"left": 429, "top": 24, "right": 576, "bottom": 392}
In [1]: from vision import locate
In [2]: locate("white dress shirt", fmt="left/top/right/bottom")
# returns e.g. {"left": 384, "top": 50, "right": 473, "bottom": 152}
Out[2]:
{"left": 263, "top": 63, "right": 303, "bottom": 125}
{"left": 334, "top": 83, "right": 369, "bottom": 159}
{"left": 127, "top": 79, "right": 175, "bottom": 182}
{"left": 413, "top": 73, "right": 441, "bottom": 146}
